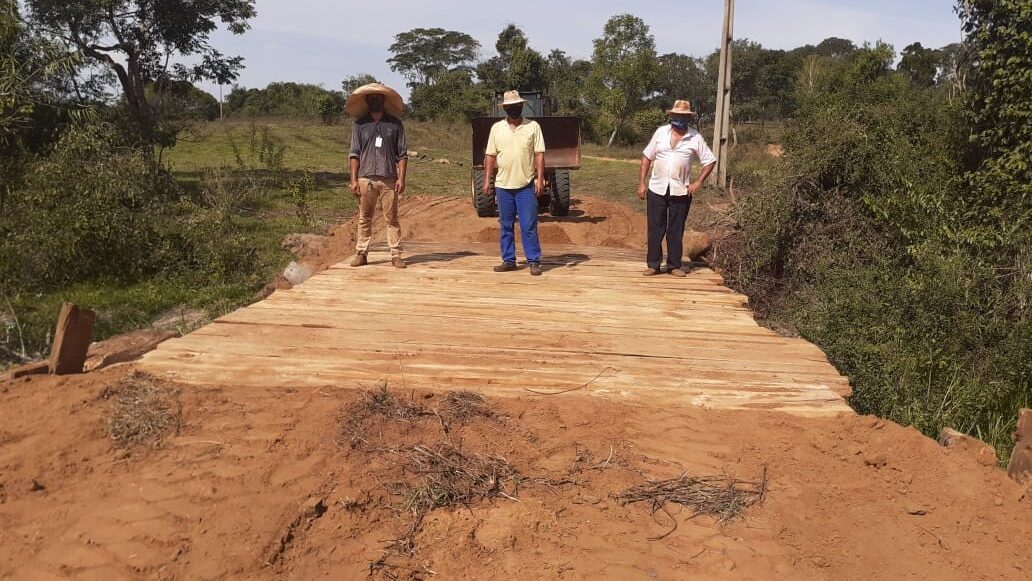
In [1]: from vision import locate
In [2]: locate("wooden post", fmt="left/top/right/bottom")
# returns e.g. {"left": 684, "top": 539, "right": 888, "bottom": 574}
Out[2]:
{"left": 710, "top": 0, "right": 735, "bottom": 189}
{"left": 49, "top": 303, "right": 97, "bottom": 375}
{"left": 1008, "top": 409, "right": 1032, "bottom": 484}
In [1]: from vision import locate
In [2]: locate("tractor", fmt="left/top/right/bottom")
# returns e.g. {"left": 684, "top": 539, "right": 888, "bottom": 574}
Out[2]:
{"left": 470, "top": 91, "right": 581, "bottom": 217}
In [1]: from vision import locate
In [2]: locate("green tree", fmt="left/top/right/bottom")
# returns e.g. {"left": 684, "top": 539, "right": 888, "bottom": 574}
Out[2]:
{"left": 408, "top": 68, "right": 488, "bottom": 122}
{"left": 589, "top": 14, "right": 660, "bottom": 146}
{"left": 655, "top": 53, "right": 710, "bottom": 114}
{"left": 341, "top": 73, "right": 378, "bottom": 97}
{"left": 25, "top": 0, "right": 255, "bottom": 144}
{"left": 898, "top": 42, "right": 941, "bottom": 87}
{"left": 957, "top": 0, "right": 1032, "bottom": 253}
{"left": 387, "top": 28, "right": 479, "bottom": 87}
{"left": 476, "top": 25, "right": 547, "bottom": 91}
{"left": 544, "top": 49, "right": 591, "bottom": 116}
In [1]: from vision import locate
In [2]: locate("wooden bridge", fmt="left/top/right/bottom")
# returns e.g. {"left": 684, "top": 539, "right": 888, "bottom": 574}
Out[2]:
{"left": 139, "top": 242, "right": 852, "bottom": 416}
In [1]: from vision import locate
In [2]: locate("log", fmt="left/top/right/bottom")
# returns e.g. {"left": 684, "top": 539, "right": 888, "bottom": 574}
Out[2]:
{"left": 48, "top": 303, "right": 97, "bottom": 375}
{"left": 84, "top": 329, "right": 180, "bottom": 372}
{"left": 1007, "top": 409, "right": 1032, "bottom": 484}
{"left": 1, "top": 360, "right": 50, "bottom": 381}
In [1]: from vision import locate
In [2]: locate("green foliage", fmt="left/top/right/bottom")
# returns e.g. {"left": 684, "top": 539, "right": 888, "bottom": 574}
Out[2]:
{"left": 342, "top": 74, "right": 378, "bottom": 97}
{"left": 388, "top": 28, "right": 480, "bottom": 87}
{"left": 225, "top": 82, "right": 343, "bottom": 119}
{"left": 409, "top": 69, "right": 489, "bottom": 123}
{"left": 26, "top": 0, "right": 255, "bottom": 143}
{"left": 898, "top": 42, "right": 942, "bottom": 87}
{"left": 654, "top": 53, "right": 710, "bottom": 116}
{"left": 588, "top": 14, "right": 661, "bottom": 146}
{"left": 287, "top": 171, "right": 315, "bottom": 227}
{"left": 318, "top": 93, "right": 346, "bottom": 125}
{"left": 1, "top": 123, "right": 171, "bottom": 287}
{"left": 957, "top": 0, "right": 1032, "bottom": 254}
{"left": 476, "top": 25, "right": 547, "bottom": 91}
{"left": 717, "top": 40, "right": 1030, "bottom": 461}
{"left": 0, "top": 122, "right": 259, "bottom": 294}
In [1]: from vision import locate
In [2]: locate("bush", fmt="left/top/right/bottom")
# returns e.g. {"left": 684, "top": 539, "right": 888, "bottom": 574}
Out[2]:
{"left": 0, "top": 122, "right": 258, "bottom": 291}
{"left": 0, "top": 123, "right": 171, "bottom": 288}
{"left": 716, "top": 43, "right": 1031, "bottom": 460}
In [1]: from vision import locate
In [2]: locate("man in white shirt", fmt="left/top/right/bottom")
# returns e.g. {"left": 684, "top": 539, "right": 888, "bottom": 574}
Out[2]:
{"left": 637, "top": 100, "right": 717, "bottom": 277}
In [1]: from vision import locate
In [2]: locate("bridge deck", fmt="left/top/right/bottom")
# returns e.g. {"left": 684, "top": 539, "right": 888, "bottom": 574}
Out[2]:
{"left": 139, "top": 242, "right": 852, "bottom": 416}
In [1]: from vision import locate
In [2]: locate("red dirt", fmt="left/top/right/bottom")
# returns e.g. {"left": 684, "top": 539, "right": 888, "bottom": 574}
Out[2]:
{"left": 1, "top": 368, "right": 1029, "bottom": 579}
{"left": 3, "top": 195, "right": 1030, "bottom": 579}
{"left": 281, "top": 195, "right": 647, "bottom": 279}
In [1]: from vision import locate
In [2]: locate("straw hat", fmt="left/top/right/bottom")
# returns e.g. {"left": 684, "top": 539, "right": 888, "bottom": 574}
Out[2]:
{"left": 501, "top": 90, "right": 526, "bottom": 106}
{"left": 667, "top": 100, "right": 696, "bottom": 116}
{"left": 346, "top": 83, "right": 405, "bottom": 118}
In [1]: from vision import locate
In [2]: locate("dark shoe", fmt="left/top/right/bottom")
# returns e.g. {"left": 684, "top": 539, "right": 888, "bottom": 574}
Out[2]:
{"left": 493, "top": 262, "right": 518, "bottom": 272}
{"left": 350, "top": 253, "right": 367, "bottom": 267}
{"left": 642, "top": 268, "right": 660, "bottom": 276}
{"left": 529, "top": 263, "right": 542, "bottom": 276}
{"left": 392, "top": 257, "right": 407, "bottom": 269}
{"left": 668, "top": 268, "right": 688, "bottom": 278}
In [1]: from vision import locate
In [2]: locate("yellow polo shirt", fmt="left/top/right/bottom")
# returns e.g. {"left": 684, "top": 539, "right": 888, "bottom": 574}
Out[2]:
{"left": 485, "top": 118, "right": 546, "bottom": 189}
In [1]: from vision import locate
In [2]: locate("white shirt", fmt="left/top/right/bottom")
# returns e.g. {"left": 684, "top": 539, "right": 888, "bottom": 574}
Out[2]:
{"left": 642, "top": 125, "right": 717, "bottom": 196}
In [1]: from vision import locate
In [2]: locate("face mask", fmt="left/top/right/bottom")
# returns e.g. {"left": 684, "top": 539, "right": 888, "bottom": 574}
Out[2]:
{"left": 670, "top": 118, "right": 689, "bottom": 131}
{"left": 505, "top": 105, "right": 523, "bottom": 119}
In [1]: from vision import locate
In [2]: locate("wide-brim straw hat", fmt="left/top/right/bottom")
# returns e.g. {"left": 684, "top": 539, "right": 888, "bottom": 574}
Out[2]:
{"left": 346, "top": 83, "right": 405, "bottom": 118}
{"left": 501, "top": 90, "right": 526, "bottom": 106}
{"left": 667, "top": 100, "right": 696, "bottom": 116}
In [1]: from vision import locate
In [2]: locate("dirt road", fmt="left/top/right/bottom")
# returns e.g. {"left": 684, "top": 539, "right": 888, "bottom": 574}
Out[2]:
{"left": 1, "top": 195, "right": 1030, "bottom": 579}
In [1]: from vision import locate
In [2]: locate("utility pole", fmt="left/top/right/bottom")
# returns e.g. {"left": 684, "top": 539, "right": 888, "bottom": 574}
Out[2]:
{"left": 710, "top": 0, "right": 735, "bottom": 189}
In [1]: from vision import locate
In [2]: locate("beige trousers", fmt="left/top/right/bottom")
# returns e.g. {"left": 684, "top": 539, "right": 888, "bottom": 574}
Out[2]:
{"left": 356, "top": 176, "right": 401, "bottom": 257}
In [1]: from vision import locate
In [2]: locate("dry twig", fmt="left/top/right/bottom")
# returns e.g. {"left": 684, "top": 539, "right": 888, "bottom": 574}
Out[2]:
{"left": 616, "top": 467, "right": 768, "bottom": 540}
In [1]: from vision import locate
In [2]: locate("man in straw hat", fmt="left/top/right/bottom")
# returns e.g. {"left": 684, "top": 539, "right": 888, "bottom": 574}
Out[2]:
{"left": 347, "top": 82, "right": 408, "bottom": 268}
{"left": 637, "top": 99, "right": 717, "bottom": 277}
{"left": 482, "top": 90, "right": 546, "bottom": 276}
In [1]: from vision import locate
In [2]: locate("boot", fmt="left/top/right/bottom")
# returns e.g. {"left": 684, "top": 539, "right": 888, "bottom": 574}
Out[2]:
{"left": 350, "top": 252, "right": 367, "bottom": 267}
{"left": 392, "top": 257, "right": 407, "bottom": 269}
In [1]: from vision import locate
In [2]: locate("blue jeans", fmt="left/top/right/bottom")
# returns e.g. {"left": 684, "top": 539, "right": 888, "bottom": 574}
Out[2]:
{"left": 496, "top": 183, "right": 542, "bottom": 264}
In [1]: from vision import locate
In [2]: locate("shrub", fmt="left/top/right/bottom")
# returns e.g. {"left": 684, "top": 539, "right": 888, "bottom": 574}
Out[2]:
{"left": 716, "top": 42, "right": 1031, "bottom": 460}
{"left": 0, "top": 123, "right": 172, "bottom": 288}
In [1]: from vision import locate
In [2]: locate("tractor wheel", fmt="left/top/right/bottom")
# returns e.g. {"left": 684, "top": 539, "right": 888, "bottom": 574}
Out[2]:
{"left": 550, "top": 169, "right": 571, "bottom": 216}
{"left": 471, "top": 168, "right": 497, "bottom": 217}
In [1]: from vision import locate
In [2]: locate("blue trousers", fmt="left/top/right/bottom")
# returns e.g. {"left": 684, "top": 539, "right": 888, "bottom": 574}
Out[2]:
{"left": 496, "top": 183, "right": 542, "bottom": 264}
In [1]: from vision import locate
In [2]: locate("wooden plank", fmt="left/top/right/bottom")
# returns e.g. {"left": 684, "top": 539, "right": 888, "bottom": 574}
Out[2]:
{"left": 137, "top": 242, "right": 852, "bottom": 416}
{"left": 49, "top": 303, "right": 97, "bottom": 375}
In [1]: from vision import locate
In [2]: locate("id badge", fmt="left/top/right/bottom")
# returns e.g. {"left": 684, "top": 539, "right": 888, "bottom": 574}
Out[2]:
{"left": 375, "top": 136, "right": 383, "bottom": 148}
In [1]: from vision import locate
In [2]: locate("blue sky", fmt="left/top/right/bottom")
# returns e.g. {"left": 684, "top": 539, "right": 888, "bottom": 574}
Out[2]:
{"left": 201, "top": 0, "right": 964, "bottom": 98}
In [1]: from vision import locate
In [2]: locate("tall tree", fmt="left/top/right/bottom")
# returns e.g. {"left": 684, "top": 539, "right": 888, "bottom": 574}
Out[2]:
{"left": 544, "top": 49, "right": 591, "bottom": 116}
{"left": 656, "top": 53, "right": 710, "bottom": 116}
{"left": 387, "top": 28, "right": 479, "bottom": 87}
{"left": 476, "top": 24, "right": 546, "bottom": 91}
{"left": 589, "top": 14, "right": 660, "bottom": 146}
{"left": 898, "top": 42, "right": 941, "bottom": 87}
{"left": 25, "top": 0, "right": 255, "bottom": 143}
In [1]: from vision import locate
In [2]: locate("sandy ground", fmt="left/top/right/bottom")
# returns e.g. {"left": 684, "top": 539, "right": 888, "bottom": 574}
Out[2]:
{"left": 1, "top": 369, "right": 1029, "bottom": 580}
{"left": 2, "top": 194, "right": 1030, "bottom": 579}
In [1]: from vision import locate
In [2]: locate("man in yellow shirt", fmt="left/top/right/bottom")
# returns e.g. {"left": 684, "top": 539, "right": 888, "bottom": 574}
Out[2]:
{"left": 482, "top": 90, "right": 546, "bottom": 276}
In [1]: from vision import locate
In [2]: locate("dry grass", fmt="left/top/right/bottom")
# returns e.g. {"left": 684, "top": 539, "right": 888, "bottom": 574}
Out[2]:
{"left": 105, "top": 372, "right": 182, "bottom": 448}
{"left": 616, "top": 467, "right": 768, "bottom": 540}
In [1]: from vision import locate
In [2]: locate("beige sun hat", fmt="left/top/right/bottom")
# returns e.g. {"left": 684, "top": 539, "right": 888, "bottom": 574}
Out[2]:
{"left": 345, "top": 82, "right": 405, "bottom": 118}
{"left": 501, "top": 90, "right": 526, "bottom": 106}
{"left": 667, "top": 100, "right": 696, "bottom": 116}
